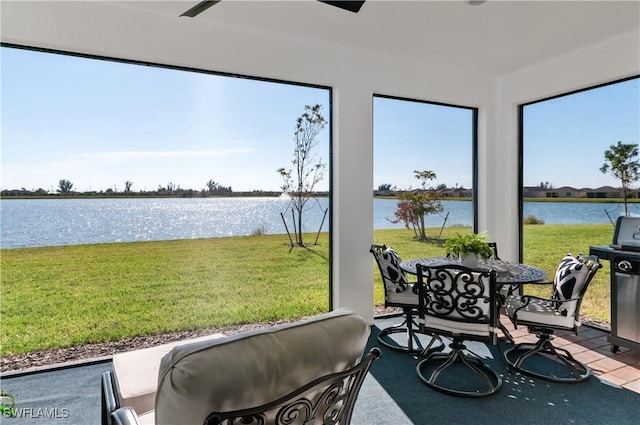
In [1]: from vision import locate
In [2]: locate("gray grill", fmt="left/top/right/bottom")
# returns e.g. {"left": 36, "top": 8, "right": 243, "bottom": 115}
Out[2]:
{"left": 590, "top": 216, "right": 640, "bottom": 353}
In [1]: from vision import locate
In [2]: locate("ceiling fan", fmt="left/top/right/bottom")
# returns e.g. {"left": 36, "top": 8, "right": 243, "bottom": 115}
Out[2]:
{"left": 180, "top": 1, "right": 366, "bottom": 18}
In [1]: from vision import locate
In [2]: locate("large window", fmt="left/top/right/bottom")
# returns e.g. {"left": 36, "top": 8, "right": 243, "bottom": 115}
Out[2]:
{"left": 522, "top": 77, "right": 639, "bottom": 227}
{"left": 1, "top": 45, "right": 331, "bottom": 355}
{"left": 520, "top": 76, "right": 639, "bottom": 322}
{"left": 372, "top": 95, "right": 477, "bottom": 304}
{"left": 373, "top": 95, "right": 476, "bottom": 229}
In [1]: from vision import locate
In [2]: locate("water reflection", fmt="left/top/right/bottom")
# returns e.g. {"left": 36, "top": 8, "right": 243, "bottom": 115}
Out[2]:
{"left": 0, "top": 198, "right": 625, "bottom": 249}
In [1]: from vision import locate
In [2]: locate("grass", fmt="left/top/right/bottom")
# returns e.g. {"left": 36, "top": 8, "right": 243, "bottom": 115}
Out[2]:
{"left": 1, "top": 225, "right": 613, "bottom": 355}
{"left": 1, "top": 234, "right": 331, "bottom": 355}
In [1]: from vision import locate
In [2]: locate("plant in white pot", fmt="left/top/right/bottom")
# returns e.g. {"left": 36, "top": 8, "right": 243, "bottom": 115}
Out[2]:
{"left": 444, "top": 232, "right": 494, "bottom": 268}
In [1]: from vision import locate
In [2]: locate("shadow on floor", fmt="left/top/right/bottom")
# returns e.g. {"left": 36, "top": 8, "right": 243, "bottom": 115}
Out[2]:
{"left": 1, "top": 316, "right": 638, "bottom": 425}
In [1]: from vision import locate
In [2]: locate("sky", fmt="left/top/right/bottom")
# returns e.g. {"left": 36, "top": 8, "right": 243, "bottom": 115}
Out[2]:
{"left": 1, "top": 46, "right": 639, "bottom": 193}
{"left": 1, "top": 47, "right": 330, "bottom": 193}
{"left": 523, "top": 77, "right": 640, "bottom": 189}
{"left": 374, "top": 97, "right": 474, "bottom": 190}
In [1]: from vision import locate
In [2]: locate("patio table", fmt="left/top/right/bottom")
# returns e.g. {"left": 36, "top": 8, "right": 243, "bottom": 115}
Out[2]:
{"left": 399, "top": 256, "right": 546, "bottom": 285}
{"left": 399, "top": 256, "right": 547, "bottom": 342}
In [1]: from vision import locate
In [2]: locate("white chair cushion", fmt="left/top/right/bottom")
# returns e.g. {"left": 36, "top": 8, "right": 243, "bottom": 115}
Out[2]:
{"left": 112, "top": 333, "right": 224, "bottom": 415}
{"left": 421, "top": 316, "right": 492, "bottom": 337}
{"left": 138, "top": 411, "right": 154, "bottom": 425}
{"left": 505, "top": 296, "right": 576, "bottom": 329}
{"left": 385, "top": 283, "right": 419, "bottom": 306}
{"left": 155, "top": 309, "right": 370, "bottom": 425}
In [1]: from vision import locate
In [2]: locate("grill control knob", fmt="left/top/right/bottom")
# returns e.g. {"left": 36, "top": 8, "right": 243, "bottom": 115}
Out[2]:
{"left": 617, "top": 260, "right": 633, "bottom": 273}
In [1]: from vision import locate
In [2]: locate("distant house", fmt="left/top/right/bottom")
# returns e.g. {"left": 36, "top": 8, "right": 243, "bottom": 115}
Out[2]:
{"left": 524, "top": 185, "right": 628, "bottom": 199}
{"left": 439, "top": 188, "right": 472, "bottom": 198}
{"left": 553, "top": 186, "right": 583, "bottom": 198}
{"left": 586, "top": 186, "right": 624, "bottom": 198}
{"left": 523, "top": 186, "right": 555, "bottom": 198}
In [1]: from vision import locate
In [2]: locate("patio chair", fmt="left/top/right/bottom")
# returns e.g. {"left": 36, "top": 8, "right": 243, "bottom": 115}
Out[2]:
{"left": 370, "top": 244, "right": 444, "bottom": 353}
{"left": 488, "top": 242, "right": 500, "bottom": 259}
{"left": 502, "top": 253, "right": 601, "bottom": 382}
{"left": 102, "top": 309, "right": 380, "bottom": 425}
{"left": 415, "top": 263, "right": 502, "bottom": 397}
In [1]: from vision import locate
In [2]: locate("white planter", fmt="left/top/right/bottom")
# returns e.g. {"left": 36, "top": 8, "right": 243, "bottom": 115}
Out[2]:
{"left": 461, "top": 253, "right": 480, "bottom": 268}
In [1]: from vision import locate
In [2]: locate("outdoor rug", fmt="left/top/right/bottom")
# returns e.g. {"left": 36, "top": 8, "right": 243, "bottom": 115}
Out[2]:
{"left": 353, "top": 318, "right": 640, "bottom": 425}
{"left": 0, "top": 361, "right": 111, "bottom": 425}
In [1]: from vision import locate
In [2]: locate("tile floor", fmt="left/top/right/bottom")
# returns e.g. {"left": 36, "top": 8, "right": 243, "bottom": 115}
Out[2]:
{"left": 502, "top": 319, "right": 640, "bottom": 393}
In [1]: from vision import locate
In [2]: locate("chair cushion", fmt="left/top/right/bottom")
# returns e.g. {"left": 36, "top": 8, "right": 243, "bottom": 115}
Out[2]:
{"left": 421, "top": 316, "right": 492, "bottom": 337}
{"left": 552, "top": 254, "right": 590, "bottom": 317}
{"left": 155, "top": 309, "right": 370, "bottom": 425}
{"left": 138, "top": 411, "right": 154, "bottom": 425}
{"left": 379, "top": 247, "right": 409, "bottom": 292}
{"left": 505, "top": 296, "right": 576, "bottom": 329}
{"left": 386, "top": 283, "right": 419, "bottom": 306}
{"left": 112, "top": 333, "right": 224, "bottom": 415}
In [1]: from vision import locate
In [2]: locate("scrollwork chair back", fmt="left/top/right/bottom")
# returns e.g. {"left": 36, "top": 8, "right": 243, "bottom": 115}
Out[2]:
{"left": 204, "top": 347, "right": 380, "bottom": 425}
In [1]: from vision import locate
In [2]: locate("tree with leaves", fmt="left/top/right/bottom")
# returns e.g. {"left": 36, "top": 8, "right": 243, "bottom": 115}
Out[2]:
{"left": 57, "top": 179, "right": 73, "bottom": 193}
{"left": 600, "top": 141, "right": 640, "bottom": 216}
{"left": 277, "top": 104, "right": 327, "bottom": 246}
{"left": 391, "top": 170, "right": 443, "bottom": 239}
{"left": 124, "top": 181, "right": 133, "bottom": 193}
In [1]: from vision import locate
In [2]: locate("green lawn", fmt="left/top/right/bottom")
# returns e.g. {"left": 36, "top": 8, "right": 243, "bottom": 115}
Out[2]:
{"left": 1, "top": 224, "right": 613, "bottom": 355}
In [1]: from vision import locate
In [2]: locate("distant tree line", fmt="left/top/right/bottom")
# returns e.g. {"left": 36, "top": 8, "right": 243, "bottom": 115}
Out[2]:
{"left": 0, "top": 178, "right": 286, "bottom": 198}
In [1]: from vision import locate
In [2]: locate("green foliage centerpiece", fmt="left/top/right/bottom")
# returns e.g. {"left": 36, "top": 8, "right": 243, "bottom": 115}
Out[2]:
{"left": 444, "top": 232, "right": 493, "bottom": 268}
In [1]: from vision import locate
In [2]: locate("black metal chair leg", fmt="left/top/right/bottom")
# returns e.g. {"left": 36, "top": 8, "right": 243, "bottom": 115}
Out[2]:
{"left": 416, "top": 341, "right": 502, "bottom": 397}
{"left": 377, "top": 310, "right": 444, "bottom": 354}
{"left": 503, "top": 336, "right": 591, "bottom": 383}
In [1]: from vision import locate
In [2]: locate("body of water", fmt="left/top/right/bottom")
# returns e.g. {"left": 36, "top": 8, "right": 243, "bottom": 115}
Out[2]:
{"left": 0, "top": 197, "right": 625, "bottom": 249}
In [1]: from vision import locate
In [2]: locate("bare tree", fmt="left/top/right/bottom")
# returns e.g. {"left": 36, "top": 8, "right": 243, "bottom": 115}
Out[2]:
{"left": 124, "top": 181, "right": 133, "bottom": 193}
{"left": 277, "top": 104, "right": 327, "bottom": 246}
{"left": 601, "top": 141, "right": 640, "bottom": 216}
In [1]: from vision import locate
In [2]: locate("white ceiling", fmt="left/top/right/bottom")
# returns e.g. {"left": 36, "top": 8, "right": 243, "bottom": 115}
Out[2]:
{"left": 108, "top": 0, "right": 640, "bottom": 77}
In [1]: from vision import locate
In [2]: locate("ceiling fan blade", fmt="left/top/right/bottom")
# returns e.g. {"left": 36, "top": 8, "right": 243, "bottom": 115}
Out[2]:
{"left": 180, "top": 0, "right": 221, "bottom": 18}
{"left": 318, "top": 1, "right": 365, "bottom": 13}
{"left": 179, "top": 0, "right": 365, "bottom": 18}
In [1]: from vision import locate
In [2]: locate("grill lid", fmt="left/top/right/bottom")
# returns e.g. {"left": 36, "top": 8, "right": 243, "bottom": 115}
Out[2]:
{"left": 610, "top": 216, "right": 640, "bottom": 252}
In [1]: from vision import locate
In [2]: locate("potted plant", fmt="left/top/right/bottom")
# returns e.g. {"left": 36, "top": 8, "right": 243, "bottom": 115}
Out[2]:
{"left": 444, "top": 232, "right": 494, "bottom": 268}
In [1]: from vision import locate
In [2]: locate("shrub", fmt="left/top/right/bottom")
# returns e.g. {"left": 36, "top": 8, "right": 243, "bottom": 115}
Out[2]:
{"left": 251, "top": 226, "right": 267, "bottom": 236}
{"left": 524, "top": 214, "right": 545, "bottom": 224}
